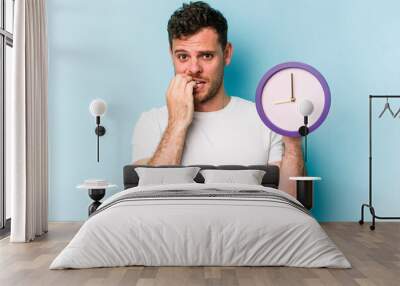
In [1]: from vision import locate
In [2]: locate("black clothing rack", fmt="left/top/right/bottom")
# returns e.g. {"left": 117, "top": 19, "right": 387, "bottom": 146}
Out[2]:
{"left": 359, "top": 95, "right": 400, "bottom": 230}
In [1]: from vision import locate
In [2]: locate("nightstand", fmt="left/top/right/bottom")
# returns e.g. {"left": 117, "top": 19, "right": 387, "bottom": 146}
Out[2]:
{"left": 289, "top": 176, "right": 321, "bottom": 210}
{"left": 77, "top": 180, "right": 117, "bottom": 216}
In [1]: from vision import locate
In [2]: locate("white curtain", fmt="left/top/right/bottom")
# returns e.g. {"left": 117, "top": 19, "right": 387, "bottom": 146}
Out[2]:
{"left": 9, "top": 0, "right": 48, "bottom": 242}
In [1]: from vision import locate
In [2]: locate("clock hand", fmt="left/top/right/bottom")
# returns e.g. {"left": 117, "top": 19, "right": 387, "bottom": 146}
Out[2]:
{"left": 290, "top": 73, "right": 295, "bottom": 102}
{"left": 273, "top": 99, "right": 294, "bottom": 105}
{"left": 273, "top": 74, "right": 296, "bottom": 105}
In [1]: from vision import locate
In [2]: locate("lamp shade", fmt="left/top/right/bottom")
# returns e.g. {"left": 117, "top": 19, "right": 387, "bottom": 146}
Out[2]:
{"left": 298, "top": 99, "right": 314, "bottom": 117}
{"left": 89, "top": 99, "right": 107, "bottom": 117}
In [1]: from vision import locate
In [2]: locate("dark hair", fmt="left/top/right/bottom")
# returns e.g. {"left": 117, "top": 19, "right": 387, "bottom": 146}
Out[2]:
{"left": 167, "top": 1, "right": 228, "bottom": 50}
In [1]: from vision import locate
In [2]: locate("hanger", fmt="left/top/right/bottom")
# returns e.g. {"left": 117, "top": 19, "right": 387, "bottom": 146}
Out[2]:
{"left": 394, "top": 106, "right": 400, "bottom": 118}
{"left": 378, "top": 98, "right": 395, "bottom": 118}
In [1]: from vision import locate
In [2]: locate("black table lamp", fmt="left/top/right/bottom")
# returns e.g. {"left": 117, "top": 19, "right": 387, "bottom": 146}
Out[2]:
{"left": 298, "top": 99, "right": 314, "bottom": 168}
{"left": 89, "top": 99, "right": 107, "bottom": 162}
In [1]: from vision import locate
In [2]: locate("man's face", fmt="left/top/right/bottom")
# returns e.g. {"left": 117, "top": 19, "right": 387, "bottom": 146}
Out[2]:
{"left": 170, "top": 27, "right": 232, "bottom": 104}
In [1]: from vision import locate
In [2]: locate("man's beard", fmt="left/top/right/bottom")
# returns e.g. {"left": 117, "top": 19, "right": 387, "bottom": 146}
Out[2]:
{"left": 193, "top": 72, "right": 224, "bottom": 104}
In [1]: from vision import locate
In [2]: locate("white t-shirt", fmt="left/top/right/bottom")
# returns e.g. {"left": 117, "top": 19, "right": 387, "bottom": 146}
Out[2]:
{"left": 132, "top": 96, "right": 283, "bottom": 165}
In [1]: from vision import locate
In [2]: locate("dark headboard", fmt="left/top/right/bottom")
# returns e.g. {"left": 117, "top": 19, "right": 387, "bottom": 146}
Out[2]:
{"left": 123, "top": 165, "right": 280, "bottom": 189}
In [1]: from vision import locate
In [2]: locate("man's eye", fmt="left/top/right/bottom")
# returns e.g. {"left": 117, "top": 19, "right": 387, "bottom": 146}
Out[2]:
{"left": 177, "top": 54, "right": 188, "bottom": 60}
{"left": 202, "top": 54, "right": 213, "bottom": 60}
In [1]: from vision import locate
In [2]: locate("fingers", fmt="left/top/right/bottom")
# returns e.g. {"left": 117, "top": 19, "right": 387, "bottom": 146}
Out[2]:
{"left": 166, "top": 74, "right": 195, "bottom": 128}
{"left": 184, "top": 80, "right": 195, "bottom": 97}
{"left": 175, "top": 74, "right": 192, "bottom": 94}
{"left": 168, "top": 74, "right": 193, "bottom": 99}
{"left": 166, "top": 76, "right": 175, "bottom": 99}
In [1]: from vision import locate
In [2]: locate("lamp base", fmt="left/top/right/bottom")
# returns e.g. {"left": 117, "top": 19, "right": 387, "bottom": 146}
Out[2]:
{"left": 298, "top": 126, "right": 309, "bottom": 136}
{"left": 95, "top": 126, "right": 106, "bottom": 136}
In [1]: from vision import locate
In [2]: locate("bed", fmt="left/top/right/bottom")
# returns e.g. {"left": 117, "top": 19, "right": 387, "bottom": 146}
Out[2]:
{"left": 50, "top": 165, "right": 350, "bottom": 269}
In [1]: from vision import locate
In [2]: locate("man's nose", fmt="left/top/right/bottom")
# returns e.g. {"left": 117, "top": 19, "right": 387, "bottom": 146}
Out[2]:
{"left": 187, "top": 58, "right": 202, "bottom": 74}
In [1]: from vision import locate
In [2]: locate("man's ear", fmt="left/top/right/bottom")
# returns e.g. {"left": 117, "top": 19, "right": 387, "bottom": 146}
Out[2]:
{"left": 223, "top": 42, "right": 233, "bottom": 66}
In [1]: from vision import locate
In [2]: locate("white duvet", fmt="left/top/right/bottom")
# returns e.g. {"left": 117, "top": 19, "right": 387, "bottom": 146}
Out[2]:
{"left": 50, "top": 183, "right": 351, "bottom": 269}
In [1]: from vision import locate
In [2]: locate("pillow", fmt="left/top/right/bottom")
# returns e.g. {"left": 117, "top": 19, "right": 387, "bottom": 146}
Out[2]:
{"left": 135, "top": 167, "right": 201, "bottom": 186}
{"left": 200, "top": 169, "right": 266, "bottom": 185}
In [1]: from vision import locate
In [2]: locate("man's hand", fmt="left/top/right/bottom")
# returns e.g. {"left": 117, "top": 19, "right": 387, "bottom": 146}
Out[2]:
{"left": 166, "top": 74, "right": 196, "bottom": 130}
{"left": 144, "top": 74, "right": 195, "bottom": 166}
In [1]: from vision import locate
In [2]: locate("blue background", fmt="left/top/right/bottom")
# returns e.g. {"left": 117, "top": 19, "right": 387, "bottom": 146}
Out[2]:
{"left": 47, "top": 0, "right": 400, "bottom": 221}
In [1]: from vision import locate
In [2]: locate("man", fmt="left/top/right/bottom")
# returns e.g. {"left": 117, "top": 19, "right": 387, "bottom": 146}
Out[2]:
{"left": 132, "top": 1, "right": 304, "bottom": 198}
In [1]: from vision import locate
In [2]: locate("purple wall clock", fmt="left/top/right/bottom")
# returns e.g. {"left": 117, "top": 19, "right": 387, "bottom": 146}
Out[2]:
{"left": 255, "top": 62, "right": 331, "bottom": 137}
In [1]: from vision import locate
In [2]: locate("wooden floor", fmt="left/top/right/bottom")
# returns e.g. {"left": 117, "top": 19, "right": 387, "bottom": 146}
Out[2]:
{"left": 0, "top": 222, "right": 399, "bottom": 286}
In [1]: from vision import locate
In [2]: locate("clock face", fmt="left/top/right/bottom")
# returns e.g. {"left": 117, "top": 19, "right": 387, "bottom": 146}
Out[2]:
{"left": 255, "top": 62, "right": 331, "bottom": 137}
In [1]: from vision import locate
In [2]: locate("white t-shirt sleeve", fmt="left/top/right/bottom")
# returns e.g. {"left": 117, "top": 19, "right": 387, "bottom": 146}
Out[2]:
{"left": 268, "top": 131, "right": 283, "bottom": 163}
{"left": 131, "top": 111, "right": 162, "bottom": 163}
